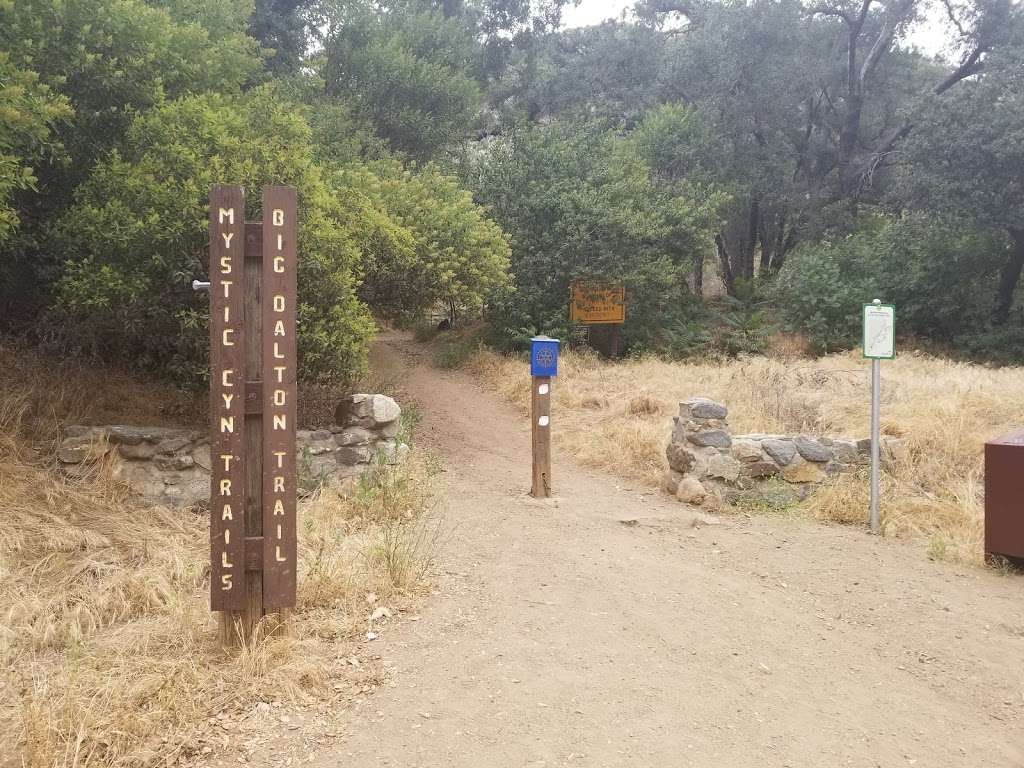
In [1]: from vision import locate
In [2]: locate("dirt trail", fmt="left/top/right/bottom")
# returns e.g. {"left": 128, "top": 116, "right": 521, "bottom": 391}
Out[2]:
{"left": 324, "top": 332, "right": 1024, "bottom": 767}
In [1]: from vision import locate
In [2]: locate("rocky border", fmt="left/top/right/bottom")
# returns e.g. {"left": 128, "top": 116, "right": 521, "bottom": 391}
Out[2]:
{"left": 57, "top": 394, "right": 408, "bottom": 508}
{"left": 665, "top": 397, "right": 905, "bottom": 506}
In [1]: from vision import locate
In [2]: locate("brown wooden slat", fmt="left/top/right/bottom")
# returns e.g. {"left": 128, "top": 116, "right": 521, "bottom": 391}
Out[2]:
{"left": 531, "top": 376, "right": 552, "bottom": 498}
{"left": 260, "top": 186, "right": 298, "bottom": 609}
{"left": 244, "top": 380, "right": 262, "bottom": 415}
{"left": 209, "top": 185, "right": 248, "bottom": 611}
{"left": 245, "top": 536, "right": 264, "bottom": 571}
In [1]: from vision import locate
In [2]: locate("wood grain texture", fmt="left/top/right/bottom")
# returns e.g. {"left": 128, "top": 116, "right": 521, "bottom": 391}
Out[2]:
{"left": 531, "top": 376, "right": 552, "bottom": 498}
{"left": 261, "top": 186, "right": 298, "bottom": 609}
{"left": 209, "top": 185, "right": 247, "bottom": 611}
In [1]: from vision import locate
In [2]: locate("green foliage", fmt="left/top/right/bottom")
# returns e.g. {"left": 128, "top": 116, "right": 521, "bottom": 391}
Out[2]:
{"left": 0, "top": 53, "right": 72, "bottom": 242}
{"left": 337, "top": 160, "right": 511, "bottom": 321}
{"left": 434, "top": 337, "right": 478, "bottom": 369}
{"left": 323, "top": 3, "right": 483, "bottom": 161}
{"left": 0, "top": 0, "right": 261, "bottom": 181}
{"left": 775, "top": 214, "right": 1009, "bottom": 353}
{"left": 471, "top": 119, "right": 723, "bottom": 350}
{"left": 53, "top": 89, "right": 374, "bottom": 385}
{"left": 956, "top": 322, "right": 1024, "bottom": 365}
{"left": 0, "top": 0, "right": 262, "bottom": 325}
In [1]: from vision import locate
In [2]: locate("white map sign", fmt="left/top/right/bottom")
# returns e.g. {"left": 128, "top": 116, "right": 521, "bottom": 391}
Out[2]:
{"left": 863, "top": 303, "right": 895, "bottom": 359}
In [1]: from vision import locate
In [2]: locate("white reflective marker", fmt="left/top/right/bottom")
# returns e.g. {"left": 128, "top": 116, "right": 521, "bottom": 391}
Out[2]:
{"left": 538, "top": 383, "right": 550, "bottom": 395}
{"left": 538, "top": 415, "right": 550, "bottom": 427}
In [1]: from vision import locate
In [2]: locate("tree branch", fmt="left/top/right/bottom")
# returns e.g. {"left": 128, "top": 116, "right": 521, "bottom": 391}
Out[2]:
{"left": 934, "top": 46, "right": 984, "bottom": 94}
{"left": 808, "top": 4, "right": 854, "bottom": 25}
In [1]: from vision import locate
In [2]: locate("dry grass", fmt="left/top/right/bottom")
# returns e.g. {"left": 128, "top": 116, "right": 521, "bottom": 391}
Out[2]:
{"left": 0, "top": 344, "right": 438, "bottom": 767}
{"left": 467, "top": 346, "right": 1024, "bottom": 565}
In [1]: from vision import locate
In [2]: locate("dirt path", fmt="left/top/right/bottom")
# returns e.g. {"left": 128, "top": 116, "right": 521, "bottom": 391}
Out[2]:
{"left": 323, "top": 332, "right": 1024, "bottom": 767}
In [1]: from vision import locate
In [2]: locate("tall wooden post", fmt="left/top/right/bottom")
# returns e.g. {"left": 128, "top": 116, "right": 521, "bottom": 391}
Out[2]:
{"left": 209, "top": 186, "right": 248, "bottom": 627}
{"left": 208, "top": 185, "right": 298, "bottom": 647}
{"left": 531, "top": 376, "right": 552, "bottom": 497}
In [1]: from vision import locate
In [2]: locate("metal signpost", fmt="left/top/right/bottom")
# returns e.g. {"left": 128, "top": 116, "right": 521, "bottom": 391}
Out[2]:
{"left": 530, "top": 337, "right": 560, "bottom": 498}
{"left": 863, "top": 299, "right": 895, "bottom": 535}
{"left": 204, "top": 184, "right": 298, "bottom": 645}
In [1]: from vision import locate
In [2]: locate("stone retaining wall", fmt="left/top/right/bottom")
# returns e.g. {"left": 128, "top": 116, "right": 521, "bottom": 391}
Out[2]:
{"left": 665, "top": 397, "right": 905, "bottom": 506}
{"left": 58, "top": 394, "right": 407, "bottom": 508}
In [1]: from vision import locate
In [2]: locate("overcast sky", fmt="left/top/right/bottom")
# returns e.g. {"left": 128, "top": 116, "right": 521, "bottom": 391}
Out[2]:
{"left": 560, "top": 0, "right": 955, "bottom": 58}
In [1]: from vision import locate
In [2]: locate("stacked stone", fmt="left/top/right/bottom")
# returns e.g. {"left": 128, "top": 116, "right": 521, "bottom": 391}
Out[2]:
{"left": 664, "top": 396, "right": 905, "bottom": 506}
{"left": 304, "top": 393, "right": 408, "bottom": 479}
{"left": 57, "top": 393, "right": 407, "bottom": 508}
{"left": 58, "top": 425, "right": 211, "bottom": 507}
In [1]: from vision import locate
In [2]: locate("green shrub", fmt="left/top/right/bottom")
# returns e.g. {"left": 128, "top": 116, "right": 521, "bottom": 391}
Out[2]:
{"left": 53, "top": 88, "right": 374, "bottom": 386}
{"left": 774, "top": 214, "right": 1007, "bottom": 353}
{"left": 434, "top": 339, "right": 478, "bottom": 369}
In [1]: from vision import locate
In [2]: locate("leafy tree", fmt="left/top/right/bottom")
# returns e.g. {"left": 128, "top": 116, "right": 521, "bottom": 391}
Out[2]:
{"left": 53, "top": 89, "right": 374, "bottom": 385}
{"left": 1, "top": 0, "right": 261, "bottom": 188}
{"left": 0, "top": 0, "right": 262, "bottom": 326}
{"left": 471, "top": 120, "right": 721, "bottom": 348}
{"left": 248, "top": 0, "right": 315, "bottom": 76}
{"left": 322, "top": 3, "right": 483, "bottom": 161}
{"left": 896, "top": 29, "right": 1024, "bottom": 324}
{"left": 0, "top": 53, "right": 72, "bottom": 243}
{"left": 338, "top": 160, "right": 511, "bottom": 322}
{"left": 774, "top": 214, "right": 1007, "bottom": 351}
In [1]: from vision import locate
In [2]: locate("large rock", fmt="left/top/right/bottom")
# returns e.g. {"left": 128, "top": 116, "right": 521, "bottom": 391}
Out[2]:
{"left": 687, "top": 429, "right": 732, "bottom": 450}
{"left": 341, "top": 394, "right": 401, "bottom": 428}
{"left": 830, "top": 439, "right": 860, "bottom": 464}
{"left": 882, "top": 438, "right": 908, "bottom": 465}
{"left": 675, "top": 477, "right": 707, "bottom": 505}
{"left": 706, "top": 453, "right": 742, "bottom": 482}
{"left": 781, "top": 456, "right": 827, "bottom": 484}
{"left": 335, "top": 427, "right": 375, "bottom": 447}
{"left": 666, "top": 442, "right": 698, "bottom": 474}
{"left": 58, "top": 435, "right": 108, "bottom": 464}
{"left": 664, "top": 469, "right": 685, "bottom": 494}
{"left": 679, "top": 398, "right": 728, "bottom": 421}
{"left": 762, "top": 438, "right": 797, "bottom": 467}
{"left": 337, "top": 445, "right": 373, "bottom": 465}
{"left": 743, "top": 460, "right": 780, "bottom": 479}
{"left": 794, "top": 436, "right": 832, "bottom": 463}
{"left": 731, "top": 438, "right": 764, "bottom": 463}
{"left": 119, "top": 442, "right": 158, "bottom": 461}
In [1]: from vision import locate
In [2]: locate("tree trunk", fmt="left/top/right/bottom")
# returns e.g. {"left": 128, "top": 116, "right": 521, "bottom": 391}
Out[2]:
{"left": 714, "top": 233, "right": 736, "bottom": 296}
{"left": 741, "top": 196, "right": 759, "bottom": 280}
{"left": 839, "top": 94, "right": 863, "bottom": 197}
{"left": 759, "top": 220, "right": 773, "bottom": 274}
{"left": 692, "top": 250, "right": 704, "bottom": 296}
{"left": 992, "top": 228, "right": 1024, "bottom": 326}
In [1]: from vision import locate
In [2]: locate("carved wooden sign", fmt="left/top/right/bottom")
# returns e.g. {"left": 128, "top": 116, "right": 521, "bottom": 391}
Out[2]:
{"left": 208, "top": 184, "right": 298, "bottom": 615}
{"left": 261, "top": 187, "right": 297, "bottom": 608}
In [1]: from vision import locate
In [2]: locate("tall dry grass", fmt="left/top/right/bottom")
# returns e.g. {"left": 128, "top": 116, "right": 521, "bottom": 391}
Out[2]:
{"left": 467, "top": 346, "right": 1024, "bottom": 564}
{"left": 0, "top": 342, "right": 438, "bottom": 767}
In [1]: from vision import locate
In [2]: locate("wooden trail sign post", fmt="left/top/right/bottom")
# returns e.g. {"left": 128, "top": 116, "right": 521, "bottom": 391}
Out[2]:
{"left": 207, "top": 184, "right": 298, "bottom": 644}
{"left": 530, "top": 337, "right": 560, "bottom": 498}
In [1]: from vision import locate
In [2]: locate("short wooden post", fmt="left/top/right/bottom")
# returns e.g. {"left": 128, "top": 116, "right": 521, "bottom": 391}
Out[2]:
{"left": 531, "top": 376, "right": 552, "bottom": 497}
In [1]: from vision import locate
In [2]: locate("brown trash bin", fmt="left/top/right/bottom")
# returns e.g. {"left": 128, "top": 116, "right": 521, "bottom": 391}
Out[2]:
{"left": 985, "top": 429, "right": 1024, "bottom": 562}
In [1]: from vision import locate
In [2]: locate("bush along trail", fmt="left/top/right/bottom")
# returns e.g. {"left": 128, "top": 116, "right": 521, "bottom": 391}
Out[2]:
{"left": 290, "top": 331, "right": 1023, "bottom": 768}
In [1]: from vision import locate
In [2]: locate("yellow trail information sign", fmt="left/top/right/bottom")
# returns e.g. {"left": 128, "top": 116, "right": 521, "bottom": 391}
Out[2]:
{"left": 570, "top": 283, "right": 625, "bottom": 324}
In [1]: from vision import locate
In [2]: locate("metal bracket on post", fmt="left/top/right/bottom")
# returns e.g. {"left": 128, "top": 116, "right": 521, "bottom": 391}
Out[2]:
{"left": 192, "top": 279, "right": 211, "bottom": 292}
